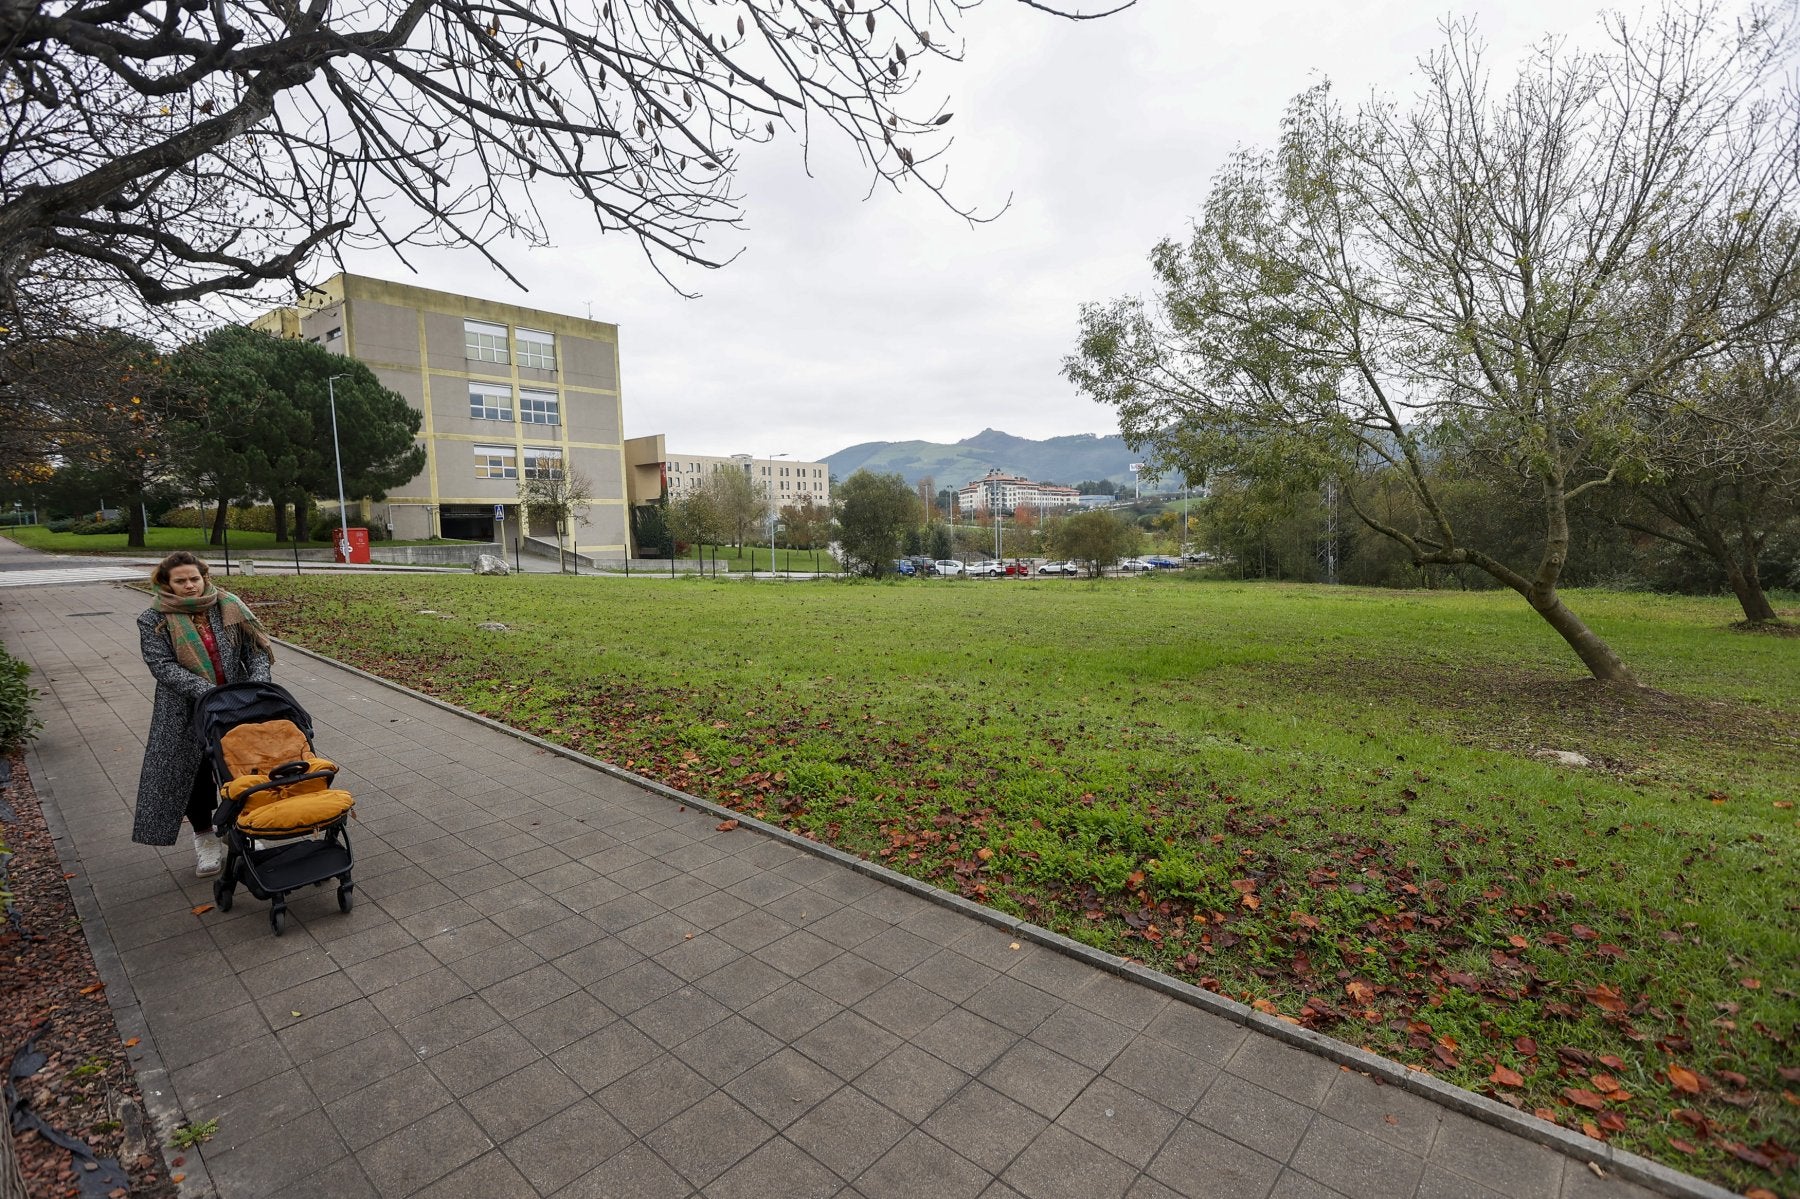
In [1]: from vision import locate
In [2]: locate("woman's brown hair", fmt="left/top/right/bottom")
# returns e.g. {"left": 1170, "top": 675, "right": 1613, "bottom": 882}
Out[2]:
{"left": 151, "top": 551, "right": 211, "bottom": 587}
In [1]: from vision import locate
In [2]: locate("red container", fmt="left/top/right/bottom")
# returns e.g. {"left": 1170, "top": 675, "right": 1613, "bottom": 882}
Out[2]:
{"left": 333, "top": 527, "right": 371, "bottom": 564}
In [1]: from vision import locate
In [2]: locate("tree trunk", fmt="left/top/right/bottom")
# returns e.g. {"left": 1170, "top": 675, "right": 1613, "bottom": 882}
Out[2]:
{"left": 1528, "top": 588, "right": 1638, "bottom": 684}
{"left": 1724, "top": 560, "right": 1779, "bottom": 623}
{"left": 210, "top": 496, "right": 228, "bottom": 546}
{"left": 273, "top": 498, "right": 289, "bottom": 543}
{"left": 125, "top": 494, "right": 146, "bottom": 548}
{"left": 294, "top": 495, "right": 310, "bottom": 543}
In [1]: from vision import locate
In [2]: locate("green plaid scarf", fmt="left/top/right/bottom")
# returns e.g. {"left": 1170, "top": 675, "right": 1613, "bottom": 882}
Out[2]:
{"left": 154, "top": 584, "right": 275, "bottom": 684}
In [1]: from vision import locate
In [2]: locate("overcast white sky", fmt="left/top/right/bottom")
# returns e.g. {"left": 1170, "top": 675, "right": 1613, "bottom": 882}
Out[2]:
{"left": 341, "top": 0, "right": 1616, "bottom": 463}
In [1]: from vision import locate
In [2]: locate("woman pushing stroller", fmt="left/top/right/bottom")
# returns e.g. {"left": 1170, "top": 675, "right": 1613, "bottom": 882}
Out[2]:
{"left": 132, "top": 551, "right": 275, "bottom": 875}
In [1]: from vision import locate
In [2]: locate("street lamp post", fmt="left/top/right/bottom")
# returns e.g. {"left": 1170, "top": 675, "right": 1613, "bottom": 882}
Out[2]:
{"left": 327, "top": 374, "right": 350, "bottom": 563}
{"left": 767, "top": 453, "right": 789, "bottom": 577}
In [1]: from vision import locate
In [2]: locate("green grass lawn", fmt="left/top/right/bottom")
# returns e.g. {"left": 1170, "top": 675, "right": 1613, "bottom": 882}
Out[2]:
{"left": 230, "top": 572, "right": 1799, "bottom": 1192}
{"left": 1, "top": 526, "right": 475, "bottom": 554}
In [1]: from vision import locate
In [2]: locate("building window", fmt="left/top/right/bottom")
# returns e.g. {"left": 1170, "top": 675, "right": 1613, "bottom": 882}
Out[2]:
{"left": 517, "top": 328, "right": 556, "bottom": 370}
{"left": 524, "top": 450, "right": 564, "bottom": 480}
{"left": 518, "top": 388, "right": 560, "bottom": 425}
{"left": 464, "top": 319, "right": 509, "bottom": 364}
{"left": 325, "top": 326, "right": 343, "bottom": 342}
{"left": 474, "top": 445, "right": 517, "bottom": 479}
{"left": 469, "top": 383, "right": 513, "bottom": 422}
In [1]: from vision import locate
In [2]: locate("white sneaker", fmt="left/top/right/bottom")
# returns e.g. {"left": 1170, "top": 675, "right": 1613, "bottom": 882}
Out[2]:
{"left": 193, "top": 831, "right": 225, "bottom": 878}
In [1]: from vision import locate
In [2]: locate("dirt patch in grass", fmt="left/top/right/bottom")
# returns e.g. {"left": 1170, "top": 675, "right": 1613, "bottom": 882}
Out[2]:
{"left": 1731, "top": 619, "right": 1800, "bottom": 637}
{"left": 1256, "top": 656, "right": 1799, "bottom": 787}
{"left": 2, "top": 751, "right": 179, "bottom": 1199}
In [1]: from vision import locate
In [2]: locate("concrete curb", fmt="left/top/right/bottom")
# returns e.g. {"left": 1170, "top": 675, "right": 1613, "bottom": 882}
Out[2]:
{"left": 273, "top": 635, "right": 1739, "bottom": 1199}
{"left": 26, "top": 744, "right": 220, "bottom": 1199}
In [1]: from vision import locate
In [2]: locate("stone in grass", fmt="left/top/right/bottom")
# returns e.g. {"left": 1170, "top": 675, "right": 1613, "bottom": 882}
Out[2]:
{"left": 1532, "top": 749, "right": 1591, "bottom": 768}
{"left": 478, "top": 621, "right": 510, "bottom": 632}
{"left": 472, "top": 553, "right": 511, "bottom": 576}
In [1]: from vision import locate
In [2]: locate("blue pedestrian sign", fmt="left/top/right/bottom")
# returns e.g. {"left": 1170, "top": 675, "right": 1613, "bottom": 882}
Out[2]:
{"left": 494, "top": 504, "right": 504, "bottom": 521}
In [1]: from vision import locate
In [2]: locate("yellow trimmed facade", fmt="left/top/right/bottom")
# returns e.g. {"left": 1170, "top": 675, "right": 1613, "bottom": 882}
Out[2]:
{"left": 252, "top": 273, "right": 633, "bottom": 557}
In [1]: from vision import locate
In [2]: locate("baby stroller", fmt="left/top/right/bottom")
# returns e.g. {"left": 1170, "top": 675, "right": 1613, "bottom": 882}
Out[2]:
{"left": 194, "top": 681, "right": 356, "bottom": 936}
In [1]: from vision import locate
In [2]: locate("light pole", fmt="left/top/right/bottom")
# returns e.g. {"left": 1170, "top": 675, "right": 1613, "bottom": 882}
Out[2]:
{"left": 328, "top": 374, "right": 350, "bottom": 562}
{"left": 767, "top": 452, "right": 789, "bottom": 576}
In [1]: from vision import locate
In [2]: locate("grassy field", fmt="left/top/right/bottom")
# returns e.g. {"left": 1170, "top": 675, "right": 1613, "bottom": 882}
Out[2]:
{"left": 672, "top": 544, "right": 839, "bottom": 574}
{"left": 230, "top": 572, "right": 1799, "bottom": 1193}
{"left": 1, "top": 526, "right": 471, "bottom": 554}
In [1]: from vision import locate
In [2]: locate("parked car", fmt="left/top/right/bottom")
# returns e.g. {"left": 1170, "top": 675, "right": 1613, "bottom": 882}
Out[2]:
{"left": 1117, "top": 558, "right": 1154, "bottom": 572}
{"left": 966, "top": 560, "right": 1005, "bottom": 577}
{"left": 1145, "top": 555, "right": 1181, "bottom": 569}
{"left": 1004, "top": 560, "right": 1031, "bottom": 577}
{"left": 891, "top": 559, "right": 916, "bottom": 576}
{"left": 935, "top": 559, "right": 966, "bottom": 576}
{"left": 1180, "top": 551, "right": 1213, "bottom": 563}
{"left": 906, "top": 556, "right": 938, "bottom": 576}
{"left": 1036, "top": 560, "right": 1075, "bottom": 575}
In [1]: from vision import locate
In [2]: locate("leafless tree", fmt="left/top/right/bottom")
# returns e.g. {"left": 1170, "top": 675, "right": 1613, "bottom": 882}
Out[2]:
{"left": 0, "top": 0, "right": 1129, "bottom": 330}
{"left": 1069, "top": 3, "right": 1800, "bottom": 683}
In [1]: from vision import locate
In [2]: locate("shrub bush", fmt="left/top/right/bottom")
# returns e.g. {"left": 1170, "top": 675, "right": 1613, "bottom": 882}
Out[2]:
{"left": 45, "top": 517, "right": 80, "bottom": 533}
{"left": 160, "top": 504, "right": 281, "bottom": 533}
{"left": 0, "top": 649, "right": 41, "bottom": 753}
{"left": 71, "top": 517, "right": 127, "bottom": 535}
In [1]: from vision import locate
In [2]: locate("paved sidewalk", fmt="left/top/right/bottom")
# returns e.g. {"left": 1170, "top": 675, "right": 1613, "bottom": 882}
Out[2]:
{"left": 1, "top": 579, "right": 1675, "bottom": 1199}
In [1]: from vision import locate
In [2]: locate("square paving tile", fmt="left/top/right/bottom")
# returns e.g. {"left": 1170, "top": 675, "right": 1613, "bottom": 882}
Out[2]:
{"left": 706, "top": 1135, "right": 844, "bottom": 1199}
{"left": 1190, "top": 1071, "right": 1316, "bottom": 1161}
{"left": 905, "top": 950, "right": 1001, "bottom": 1005}
{"left": 1148, "top": 1118, "right": 1283, "bottom": 1199}
{"left": 551, "top": 1019, "right": 662, "bottom": 1093}
{"left": 500, "top": 1098, "right": 635, "bottom": 1195}
{"left": 913, "top": 1007, "right": 1021, "bottom": 1075}
{"left": 1288, "top": 1114, "right": 1426, "bottom": 1199}
{"left": 724, "top": 1047, "right": 845, "bottom": 1130}
{"left": 643, "top": 1091, "right": 777, "bottom": 1188}
{"left": 856, "top": 1042, "right": 971, "bottom": 1123}
{"left": 981, "top": 1039, "right": 1096, "bottom": 1120}
{"left": 203, "top": 1110, "right": 351, "bottom": 1199}
{"left": 514, "top": 989, "right": 618, "bottom": 1054}
{"left": 625, "top": 982, "right": 733, "bottom": 1048}
{"left": 1318, "top": 1072, "right": 1442, "bottom": 1153}
{"left": 693, "top": 953, "right": 789, "bottom": 1010}
{"left": 856, "top": 1129, "right": 993, "bottom": 1199}
{"left": 670, "top": 1014, "right": 784, "bottom": 1085}
{"left": 1002, "top": 1124, "right": 1139, "bottom": 1199}
{"left": 856, "top": 977, "right": 956, "bottom": 1039}
{"left": 1224, "top": 1034, "right": 1341, "bottom": 1106}
{"left": 1101, "top": 1038, "right": 1218, "bottom": 1114}
{"left": 324, "top": 1062, "right": 459, "bottom": 1152}
{"left": 411, "top": 1149, "right": 538, "bottom": 1199}
{"left": 593, "top": 1053, "right": 719, "bottom": 1137}
{"left": 298, "top": 1029, "right": 422, "bottom": 1101}
{"left": 652, "top": 932, "right": 743, "bottom": 982}
{"left": 1425, "top": 1107, "right": 1563, "bottom": 1199}
{"left": 462, "top": 1058, "right": 587, "bottom": 1143}
{"left": 761, "top": 929, "right": 844, "bottom": 978}
{"left": 1027, "top": 1003, "right": 1137, "bottom": 1073}
{"left": 544, "top": 1142, "right": 690, "bottom": 1199}
{"left": 358, "top": 1097, "right": 493, "bottom": 1197}
{"left": 964, "top": 975, "right": 1064, "bottom": 1036}
{"left": 923, "top": 1082, "right": 1050, "bottom": 1175}
{"left": 1054, "top": 1076, "right": 1182, "bottom": 1168}
{"left": 786, "top": 1085, "right": 913, "bottom": 1181}
{"left": 479, "top": 960, "right": 583, "bottom": 1021}
{"left": 794, "top": 1009, "right": 902, "bottom": 1080}
{"left": 421, "top": 1023, "right": 541, "bottom": 1096}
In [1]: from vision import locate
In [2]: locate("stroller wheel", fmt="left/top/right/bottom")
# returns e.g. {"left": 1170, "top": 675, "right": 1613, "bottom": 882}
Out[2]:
{"left": 213, "top": 875, "right": 234, "bottom": 912}
{"left": 270, "top": 905, "right": 287, "bottom": 936}
{"left": 337, "top": 884, "right": 354, "bottom": 914}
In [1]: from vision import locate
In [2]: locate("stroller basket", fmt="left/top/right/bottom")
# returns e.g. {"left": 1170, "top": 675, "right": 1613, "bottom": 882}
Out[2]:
{"left": 194, "top": 682, "right": 356, "bottom": 936}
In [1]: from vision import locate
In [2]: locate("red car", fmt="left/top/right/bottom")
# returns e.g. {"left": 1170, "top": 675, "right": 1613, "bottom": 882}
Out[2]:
{"left": 1004, "top": 561, "right": 1031, "bottom": 577}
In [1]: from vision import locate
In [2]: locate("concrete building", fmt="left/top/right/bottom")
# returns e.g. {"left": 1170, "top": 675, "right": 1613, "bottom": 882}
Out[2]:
{"left": 955, "top": 469, "right": 1080, "bottom": 516}
{"left": 252, "top": 273, "right": 632, "bottom": 556}
{"left": 620, "top": 440, "right": 831, "bottom": 510}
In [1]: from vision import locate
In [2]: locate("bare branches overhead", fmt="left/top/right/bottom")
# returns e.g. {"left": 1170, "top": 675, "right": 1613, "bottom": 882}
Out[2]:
{"left": 0, "top": 0, "right": 1132, "bottom": 321}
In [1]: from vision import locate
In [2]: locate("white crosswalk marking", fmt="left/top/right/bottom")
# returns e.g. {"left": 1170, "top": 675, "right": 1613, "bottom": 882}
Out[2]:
{"left": 0, "top": 566, "right": 143, "bottom": 588}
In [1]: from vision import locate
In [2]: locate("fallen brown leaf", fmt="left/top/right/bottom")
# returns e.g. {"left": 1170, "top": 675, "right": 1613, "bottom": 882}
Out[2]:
{"left": 1667, "top": 1063, "right": 1706, "bottom": 1094}
{"left": 190, "top": 903, "right": 214, "bottom": 916}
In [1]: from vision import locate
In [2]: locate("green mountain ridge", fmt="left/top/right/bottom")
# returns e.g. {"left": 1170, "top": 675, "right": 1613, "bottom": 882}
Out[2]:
{"left": 824, "top": 428, "right": 1148, "bottom": 489}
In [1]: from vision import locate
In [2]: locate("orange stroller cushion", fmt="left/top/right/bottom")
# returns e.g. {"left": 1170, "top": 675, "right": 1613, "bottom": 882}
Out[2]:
{"left": 235, "top": 790, "right": 355, "bottom": 836}
{"left": 221, "top": 719, "right": 314, "bottom": 777}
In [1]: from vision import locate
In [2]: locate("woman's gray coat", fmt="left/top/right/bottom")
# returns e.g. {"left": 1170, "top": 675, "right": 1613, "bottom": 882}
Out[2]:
{"left": 133, "top": 606, "right": 272, "bottom": 846}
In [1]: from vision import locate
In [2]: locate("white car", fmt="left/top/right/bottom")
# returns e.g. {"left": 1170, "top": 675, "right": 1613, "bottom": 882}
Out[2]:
{"left": 1037, "top": 560, "right": 1079, "bottom": 575}
{"left": 966, "top": 560, "right": 1005, "bottom": 577}
{"left": 934, "top": 559, "right": 966, "bottom": 576}
{"left": 1117, "top": 558, "right": 1154, "bottom": 572}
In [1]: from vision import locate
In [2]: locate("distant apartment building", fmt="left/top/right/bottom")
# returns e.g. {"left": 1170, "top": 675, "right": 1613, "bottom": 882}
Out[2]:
{"left": 955, "top": 469, "right": 1081, "bottom": 515}
{"left": 252, "top": 273, "right": 633, "bottom": 555}
{"left": 620, "top": 439, "right": 831, "bottom": 509}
